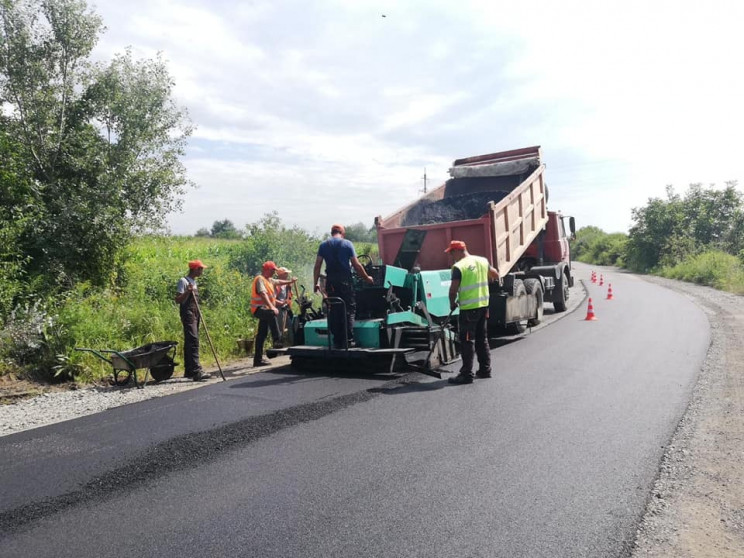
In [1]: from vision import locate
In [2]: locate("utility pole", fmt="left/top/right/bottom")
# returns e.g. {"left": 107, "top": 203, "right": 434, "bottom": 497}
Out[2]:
{"left": 421, "top": 168, "right": 428, "bottom": 194}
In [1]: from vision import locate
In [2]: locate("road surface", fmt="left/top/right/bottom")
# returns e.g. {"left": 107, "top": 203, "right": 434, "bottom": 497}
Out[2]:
{"left": 0, "top": 264, "right": 709, "bottom": 557}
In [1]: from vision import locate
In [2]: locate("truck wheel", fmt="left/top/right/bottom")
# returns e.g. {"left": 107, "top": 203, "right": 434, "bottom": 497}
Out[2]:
{"left": 553, "top": 271, "right": 569, "bottom": 312}
{"left": 524, "top": 278, "right": 544, "bottom": 326}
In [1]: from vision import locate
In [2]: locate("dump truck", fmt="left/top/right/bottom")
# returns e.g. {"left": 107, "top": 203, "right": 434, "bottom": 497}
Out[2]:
{"left": 284, "top": 145, "right": 573, "bottom": 375}
{"left": 375, "top": 145, "right": 575, "bottom": 333}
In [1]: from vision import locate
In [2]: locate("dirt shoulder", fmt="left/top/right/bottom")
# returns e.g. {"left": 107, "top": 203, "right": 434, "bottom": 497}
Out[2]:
{"left": 631, "top": 275, "right": 744, "bottom": 557}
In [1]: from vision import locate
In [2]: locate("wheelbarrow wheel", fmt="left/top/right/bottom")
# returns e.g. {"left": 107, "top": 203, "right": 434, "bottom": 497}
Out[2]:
{"left": 149, "top": 357, "right": 175, "bottom": 382}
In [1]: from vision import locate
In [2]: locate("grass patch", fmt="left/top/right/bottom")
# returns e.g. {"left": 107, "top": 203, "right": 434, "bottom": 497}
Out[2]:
{"left": 657, "top": 250, "right": 744, "bottom": 294}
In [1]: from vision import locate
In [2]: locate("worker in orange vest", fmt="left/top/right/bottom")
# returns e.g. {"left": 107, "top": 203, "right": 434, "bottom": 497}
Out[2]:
{"left": 251, "top": 261, "right": 296, "bottom": 367}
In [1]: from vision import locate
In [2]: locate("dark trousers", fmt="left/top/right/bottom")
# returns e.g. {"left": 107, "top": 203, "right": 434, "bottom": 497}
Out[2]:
{"left": 180, "top": 304, "right": 201, "bottom": 376}
{"left": 458, "top": 306, "right": 491, "bottom": 376}
{"left": 326, "top": 278, "right": 356, "bottom": 347}
{"left": 254, "top": 307, "right": 280, "bottom": 363}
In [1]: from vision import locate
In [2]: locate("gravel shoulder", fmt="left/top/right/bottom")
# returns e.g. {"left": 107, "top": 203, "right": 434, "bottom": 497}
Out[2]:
{"left": 2, "top": 273, "right": 743, "bottom": 555}
{"left": 0, "top": 355, "right": 291, "bottom": 437}
{"left": 631, "top": 274, "right": 744, "bottom": 557}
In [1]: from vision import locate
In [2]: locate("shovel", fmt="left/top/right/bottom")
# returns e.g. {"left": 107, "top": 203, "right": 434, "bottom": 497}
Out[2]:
{"left": 191, "top": 293, "right": 226, "bottom": 381}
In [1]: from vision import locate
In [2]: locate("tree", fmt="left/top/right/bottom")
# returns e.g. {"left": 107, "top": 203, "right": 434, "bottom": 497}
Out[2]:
{"left": 233, "top": 212, "right": 319, "bottom": 277}
{"left": 0, "top": 121, "right": 37, "bottom": 316}
{"left": 625, "top": 182, "right": 744, "bottom": 272}
{"left": 625, "top": 186, "right": 687, "bottom": 271}
{"left": 210, "top": 219, "right": 242, "bottom": 239}
{"left": 343, "top": 222, "right": 376, "bottom": 243}
{"left": 0, "top": 0, "right": 193, "bottom": 290}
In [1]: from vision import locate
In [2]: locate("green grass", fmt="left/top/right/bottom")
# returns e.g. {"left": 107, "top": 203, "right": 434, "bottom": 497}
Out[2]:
{"left": 657, "top": 250, "right": 744, "bottom": 294}
{"left": 27, "top": 235, "right": 326, "bottom": 382}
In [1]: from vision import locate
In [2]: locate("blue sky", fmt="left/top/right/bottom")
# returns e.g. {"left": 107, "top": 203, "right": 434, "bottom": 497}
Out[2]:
{"left": 90, "top": 0, "right": 744, "bottom": 236}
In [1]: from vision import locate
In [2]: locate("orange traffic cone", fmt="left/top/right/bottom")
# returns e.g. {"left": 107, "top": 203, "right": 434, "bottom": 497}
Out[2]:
{"left": 591, "top": 271, "right": 596, "bottom": 283}
{"left": 585, "top": 298, "right": 598, "bottom": 321}
{"left": 599, "top": 274, "right": 604, "bottom": 286}
{"left": 606, "top": 284, "right": 614, "bottom": 300}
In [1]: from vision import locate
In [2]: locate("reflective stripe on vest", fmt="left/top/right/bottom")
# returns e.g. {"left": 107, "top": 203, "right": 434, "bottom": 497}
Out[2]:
{"left": 454, "top": 255, "right": 490, "bottom": 310}
{"left": 251, "top": 275, "right": 275, "bottom": 314}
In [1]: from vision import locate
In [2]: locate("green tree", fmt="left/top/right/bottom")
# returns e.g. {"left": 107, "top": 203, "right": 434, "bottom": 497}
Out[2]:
{"left": 0, "top": 122, "right": 37, "bottom": 316}
{"left": 625, "top": 182, "right": 744, "bottom": 272}
{"left": 0, "top": 0, "right": 193, "bottom": 290}
{"left": 573, "top": 227, "right": 627, "bottom": 266}
{"left": 343, "top": 222, "right": 376, "bottom": 243}
{"left": 234, "top": 212, "right": 319, "bottom": 277}
{"left": 625, "top": 186, "right": 687, "bottom": 271}
{"left": 210, "top": 219, "right": 242, "bottom": 239}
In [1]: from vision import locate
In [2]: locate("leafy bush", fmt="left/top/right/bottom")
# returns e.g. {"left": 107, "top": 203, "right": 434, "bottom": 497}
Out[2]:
{"left": 573, "top": 227, "right": 626, "bottom": 267}
{"left": 658, "top": 250, "right": 744, "bottom": 293}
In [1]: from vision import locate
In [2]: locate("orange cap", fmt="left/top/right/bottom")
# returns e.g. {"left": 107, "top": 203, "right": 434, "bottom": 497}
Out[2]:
{"left": 188, "top": 260, "right": 207, "bottom": 269}
{"left": 444, "top": 240, "right": 467, "bottom": 253}
{"left": 262, "top": 261, "right": 278, "bottom": 272}
{"left": 331, "top": 224, "right": 345, "bottom": 235}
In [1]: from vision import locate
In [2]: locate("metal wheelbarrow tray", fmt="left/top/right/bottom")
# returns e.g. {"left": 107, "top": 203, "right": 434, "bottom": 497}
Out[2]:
{"left": 76, "top": 341, "right": 179, "bottom": 388}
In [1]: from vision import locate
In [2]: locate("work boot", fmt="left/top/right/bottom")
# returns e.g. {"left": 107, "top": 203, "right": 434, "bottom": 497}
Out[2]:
{"left": 193, "top": 372, "right": 212, "bottom": 382}
{"left": 475, "top": 370, "right": 492, "bottom": 379}
{"left": 448, "top": 373, "right": 474, "bottom": 385}
{"left": 253, "top": 359, "right": 271, "bottom": 367}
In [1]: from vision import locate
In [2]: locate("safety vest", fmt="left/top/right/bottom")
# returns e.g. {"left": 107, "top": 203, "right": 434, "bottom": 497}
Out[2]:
{"left": 276, "top": 283, "right": 292, "bottom": 307}
{"left": 251, "top": 275, "right": 276, "bottom": 314}
{"left": 454, "top": 255, "right": 490, "bottom": 310}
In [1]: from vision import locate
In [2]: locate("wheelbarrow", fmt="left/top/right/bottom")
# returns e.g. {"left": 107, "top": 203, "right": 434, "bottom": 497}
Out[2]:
{"left": 75, "top": 341, "right": 179, "bottom": 388}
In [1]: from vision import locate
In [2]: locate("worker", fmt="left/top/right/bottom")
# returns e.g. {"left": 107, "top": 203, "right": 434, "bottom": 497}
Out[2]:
{"left": 274, "top": 266, "right": 294, "bottom": 339}
{"left": 174, "top": 260, "right": 212, "bottom": 381}
{"left": 251, "top": 261, "right": 296, "bottom": 366}
{"left": 445, "top": 240, "right": 499, "bottom": 385}
{"left": 313, "top": 224, "right": 375, "bottom": 349}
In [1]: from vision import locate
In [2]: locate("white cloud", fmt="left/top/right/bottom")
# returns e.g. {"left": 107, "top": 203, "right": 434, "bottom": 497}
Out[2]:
{"left": 90, "top": 0, "right": 744, "bottom": 236}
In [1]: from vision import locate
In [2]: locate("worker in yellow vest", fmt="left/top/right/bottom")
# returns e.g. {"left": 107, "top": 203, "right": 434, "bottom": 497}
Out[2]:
{"left": 445, "top": 240, "right": 499, "bottom": 385}
{"left": 251, "top": 261, "right": 296, "bottom": 367}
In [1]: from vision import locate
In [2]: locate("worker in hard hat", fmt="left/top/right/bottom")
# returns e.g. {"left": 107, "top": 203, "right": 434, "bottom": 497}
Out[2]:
{"left": 445, "top": 240, "right": 499, "bottom": 385}
{"left": 174, "top": 260, "right": 212, "bottom": 381}
{"left": 251, "top": 261, "right": 296, "bottom": 367}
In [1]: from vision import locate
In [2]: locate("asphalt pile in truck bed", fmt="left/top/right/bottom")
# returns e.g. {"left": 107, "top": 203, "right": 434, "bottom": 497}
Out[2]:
{"left": 400, "top": 190, "right": 509, "bottom": 226}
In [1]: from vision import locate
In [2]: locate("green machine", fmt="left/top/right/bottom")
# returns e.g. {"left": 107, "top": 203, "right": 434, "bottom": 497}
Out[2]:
{"left": 286, "top": 235, "right": 460, "bottom": 377}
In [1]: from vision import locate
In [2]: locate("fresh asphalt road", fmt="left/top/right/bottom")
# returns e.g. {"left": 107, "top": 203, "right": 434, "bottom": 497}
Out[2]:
{"left": 0, "top": 263, "right": 709, "bottom": 557}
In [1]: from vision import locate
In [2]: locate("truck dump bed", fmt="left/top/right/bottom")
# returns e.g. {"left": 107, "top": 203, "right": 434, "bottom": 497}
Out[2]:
{"left": 376, "top": 146, "right": 548, "bottom": 277}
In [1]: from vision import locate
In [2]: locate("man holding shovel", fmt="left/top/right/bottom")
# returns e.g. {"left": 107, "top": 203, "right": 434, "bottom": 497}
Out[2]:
{"left": 175, "top": 260, "right": 212, "bottom": 381}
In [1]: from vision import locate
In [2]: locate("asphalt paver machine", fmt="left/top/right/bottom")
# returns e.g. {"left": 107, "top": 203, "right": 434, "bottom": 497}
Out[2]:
{"left": 286, "top": 231, "right": 459, "bottom": 377}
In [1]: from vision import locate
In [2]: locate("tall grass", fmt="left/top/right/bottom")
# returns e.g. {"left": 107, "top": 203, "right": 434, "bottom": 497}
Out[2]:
{"left": 657, "top": 250, "right": 744, "bottom": 294}
{"left": 3, "top": 233, "right": 328, "bottom": 383}
{"left": 49, "top": 237, "right": 255, "bottom": 381}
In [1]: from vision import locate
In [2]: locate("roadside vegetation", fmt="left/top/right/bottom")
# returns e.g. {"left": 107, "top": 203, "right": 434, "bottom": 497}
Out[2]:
{"left": 574, "top": 182, "right": 744, "bottom": 294}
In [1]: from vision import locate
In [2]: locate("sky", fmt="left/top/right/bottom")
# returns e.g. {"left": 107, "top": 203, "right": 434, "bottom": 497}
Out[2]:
{"left": 89, "top": 0, "right": 744, "bottom": 236}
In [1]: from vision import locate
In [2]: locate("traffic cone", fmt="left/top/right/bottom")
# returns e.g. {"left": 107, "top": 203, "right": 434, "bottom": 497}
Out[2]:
{"left": 599, "top": 274, "right": 604, "bottom": 286}
{"left": 584, "top": 298, "right": 598, "bottom": 320}
{"left": 591, "top": 271, "right": 596, "bottom": 283}
{"left": 606, "top": 284, "right": 614, "bottom": 300}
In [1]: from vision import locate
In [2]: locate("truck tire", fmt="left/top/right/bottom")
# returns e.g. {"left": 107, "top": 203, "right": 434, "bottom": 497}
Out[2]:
{"left": 553, "top": 270, "right": 570, "bottom": 312}
{"left": 524, "top": 278, "right": 544, "bottom": 326}
{"left": 506, "top": 280, "right": 527, "bottom": 334}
